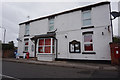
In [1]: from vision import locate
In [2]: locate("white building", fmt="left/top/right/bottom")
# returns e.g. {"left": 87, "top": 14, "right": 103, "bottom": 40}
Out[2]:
{"left": 118, "top": 1, "right": 120, "bottom": 36}
{"left": 18, "top": 1, "right": 113, "bottom": 61}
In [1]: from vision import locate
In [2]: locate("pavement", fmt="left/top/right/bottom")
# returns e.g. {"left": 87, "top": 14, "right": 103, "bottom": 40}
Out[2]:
{"left": 2, "top": 58, "right": 119, "bottom": 71}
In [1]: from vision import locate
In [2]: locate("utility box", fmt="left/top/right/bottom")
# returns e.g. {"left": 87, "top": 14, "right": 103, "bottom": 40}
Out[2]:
{"left": 109, "top": 43, "right": 120, "bottom": 65}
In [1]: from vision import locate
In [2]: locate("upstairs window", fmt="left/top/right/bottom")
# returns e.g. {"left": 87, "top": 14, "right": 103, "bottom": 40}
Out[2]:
{"left": 25, "top": 23, "right": 30, "bottom": 35}
{"left": 48, "top": 17, "right": 54, "bottom": 31}
{"left": 82, "top": 10, "right": 91, "bottom": 26}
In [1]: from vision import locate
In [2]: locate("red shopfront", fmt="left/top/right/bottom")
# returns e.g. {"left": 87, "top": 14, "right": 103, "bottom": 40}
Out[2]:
{"left": 38, "top": 38, "right": 54, "bottom": 54}
{"left": 31, "top": 33, "right": 56, "bottom": 61}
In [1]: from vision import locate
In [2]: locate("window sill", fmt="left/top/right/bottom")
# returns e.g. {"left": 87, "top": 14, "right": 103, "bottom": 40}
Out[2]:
{"left": 24, "top": 35, "right": 30, "bottom": 37}
{"left": 70, "top": 52, "right": 81, "bottom": 53}
{"left": 81, "top": 26, "right": 94, "bottom": 29}
{"left": 37, "top": 53, "right": 54, "bottom": 55}
{"left": 82, "top": 52, "right": 96, "bottom": 54}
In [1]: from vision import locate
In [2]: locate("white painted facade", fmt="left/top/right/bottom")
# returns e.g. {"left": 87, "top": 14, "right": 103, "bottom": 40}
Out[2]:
{"left": 18, "top": 2, "right": 112, "bottom": 61}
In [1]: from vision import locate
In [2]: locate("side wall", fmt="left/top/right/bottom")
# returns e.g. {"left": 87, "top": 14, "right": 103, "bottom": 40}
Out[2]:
{"left": 56, "top": 4, "right": 112, "bottom": 60}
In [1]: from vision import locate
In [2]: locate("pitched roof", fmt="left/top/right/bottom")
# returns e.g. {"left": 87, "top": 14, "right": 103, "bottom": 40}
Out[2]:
{"left": 19, "top": 1, "right": 110, "bottom": 25}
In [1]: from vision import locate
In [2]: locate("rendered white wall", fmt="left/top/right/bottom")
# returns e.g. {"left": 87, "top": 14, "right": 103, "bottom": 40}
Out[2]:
{"left": 56, "top": 4, "right": 112, "bottom": 60}
{"left": 55, "top": 11, "right": 82, "bottom": 32}
{"left": 18, "top": 19, "right": 48, "bottom": 57}
{"left": 18, "top": 25, "right": 25, "bottom": 57}
{"left": 30, "top": 19, "right": 48, "bottom": 36}
{"left": 92, "top": 4, "right": 111, "bottom": 27}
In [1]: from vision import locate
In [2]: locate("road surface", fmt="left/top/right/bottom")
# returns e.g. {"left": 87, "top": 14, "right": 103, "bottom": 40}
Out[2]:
{"left": 2, "top": 61, "right": 120, "bottom": 79}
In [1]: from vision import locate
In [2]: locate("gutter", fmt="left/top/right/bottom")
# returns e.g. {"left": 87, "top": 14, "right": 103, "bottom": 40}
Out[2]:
{"left": 109, "top": 2, "right": 114, "bottom": 42}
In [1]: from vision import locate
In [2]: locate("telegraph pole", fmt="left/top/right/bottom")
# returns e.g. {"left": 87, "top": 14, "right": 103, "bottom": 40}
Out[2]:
{"left": 0, "top": 26, "right": 6, "bottom": 43}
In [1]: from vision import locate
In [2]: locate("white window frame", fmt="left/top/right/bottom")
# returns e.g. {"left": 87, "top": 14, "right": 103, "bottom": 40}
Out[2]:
{"left": 82, "top": 10, "right": 92, "bottom": 27}
{"left": 37, "top": 38, "right": 54, "bottom": 54}
{"left": 83, "top": 33, "right": 94, "bottom": 52}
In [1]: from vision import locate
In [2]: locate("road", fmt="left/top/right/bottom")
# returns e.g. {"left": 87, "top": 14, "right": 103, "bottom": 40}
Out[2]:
{"left": 2, "top": 61, "right": 120, "bottom": 79}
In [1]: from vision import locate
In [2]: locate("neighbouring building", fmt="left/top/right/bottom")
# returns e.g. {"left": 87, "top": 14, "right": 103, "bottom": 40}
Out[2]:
{"left": 18, "top": 1, "right": 113, "bottom": 61}
{"left": 118, "top": 1, "right": 120, "bottom": 36}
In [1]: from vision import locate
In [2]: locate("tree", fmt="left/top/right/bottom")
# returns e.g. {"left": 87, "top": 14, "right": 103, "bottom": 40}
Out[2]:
{"left": 113, "top": 36, "right": 120, "bottom": 43}
{"left": 2, "top": 41, "right": 15, "bottom": 50}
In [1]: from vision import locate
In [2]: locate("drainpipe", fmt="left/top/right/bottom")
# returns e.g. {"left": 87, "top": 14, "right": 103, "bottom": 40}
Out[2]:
{"left": 34, "top": 39, "right": 37, "bottom": 58}
{"left": 55, "top": 38, "right": 58, "bottom": 60}
{"left": 109, "top": 2, "right": 114, "bottom": 42}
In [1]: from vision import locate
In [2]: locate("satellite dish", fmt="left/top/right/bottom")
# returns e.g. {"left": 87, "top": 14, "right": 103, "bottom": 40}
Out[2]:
{"left": 111, "top": 11, "right": 120, "bottom": 20}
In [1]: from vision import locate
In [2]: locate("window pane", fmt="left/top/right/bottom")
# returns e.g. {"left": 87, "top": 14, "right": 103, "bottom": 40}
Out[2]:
{"left": 52, "top": 39, "right": 54, "bottom": 45}
{"left": 26, "top": 25, "right": 29, "bottom": 30}
{"left": 45, "top": 39, "right": 51, "bottom": 45}
{"left": 25, "top": 24, "right": 29, "bottom": 35}
{"left": 49, "top": 19, "right": 54, "bottom": 24}
{"left": 45, "top": 46, "right": 51, "bottom": 53}
{"left": 52, "top": 46, "right": 54, "bottom": 53}
{"left": 83, "top": 11, "right": 91, "bottom": 19}
{"left": 25, "top": 30, "right": 29, "bottom": 35}
{"left": 84, "top": 44, "right": 93, "bottom": 51}
{"left": 25, "top": 47, "right": 28, "bottom": 51}
{"left": 83, "top": 19, "right": 91, "bottom": 26}
{"left": 39, "top": 39, "right": 44, "bottom": 45}
{"left": 84, "top": 34, "right": 92, "bottom": 42}
{"left": 31, "top": 45, "right": 34, "bottom": 52}
{"left": 38, "top": 47, "right": 44, "bottom": 53}
{"left": 25, "top": 42, "right": 29, "bottom": 45}
{"left": 49, "top": 26, "right": 54, "bottom": 31}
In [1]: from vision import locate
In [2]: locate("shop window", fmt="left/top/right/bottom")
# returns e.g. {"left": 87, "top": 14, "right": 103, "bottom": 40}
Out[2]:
{"left": 45, "top": 39, "right": 51, "bottom": 45}
{"left": 45, "top": 46, "right": 51, "bottom": 53}
{"left": 69, "top": 40, "right": 81, "bottom": 53}
{"left": 38, "top": 38, "right": 54, "bottom": 54}
{"left": 83, "top": 32, "right": 93, "bottom": 51}
{"left": 38, "top": 47, "right": 44, "bottom": 53}
{"left": 39, "top": 39, "right": 44, "bottom": 45}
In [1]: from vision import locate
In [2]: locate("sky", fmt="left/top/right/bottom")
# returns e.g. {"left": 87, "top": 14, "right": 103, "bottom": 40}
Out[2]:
{"left": 0, "top": 0, "right": 119, "bottom": 47}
